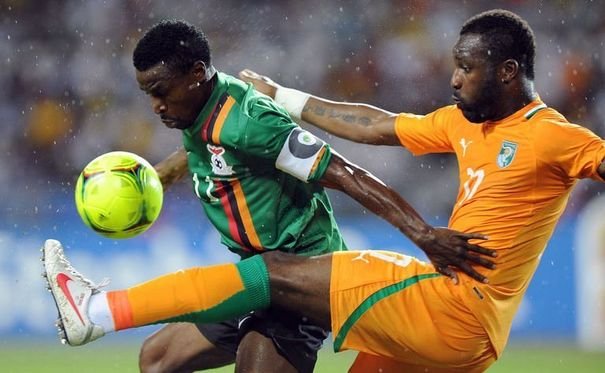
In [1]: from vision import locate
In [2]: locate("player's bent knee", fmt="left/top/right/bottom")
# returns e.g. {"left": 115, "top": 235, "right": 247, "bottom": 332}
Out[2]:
{"left": 139, "top": 332, "right": 198, "bottom": 373}
{"left": 139, "top": 333, "right": 172, "bottom": 373}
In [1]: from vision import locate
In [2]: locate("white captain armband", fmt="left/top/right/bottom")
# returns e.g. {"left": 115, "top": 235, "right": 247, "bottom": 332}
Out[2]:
{"left": 276, "top": 128, "right": 326, "bottom": 182}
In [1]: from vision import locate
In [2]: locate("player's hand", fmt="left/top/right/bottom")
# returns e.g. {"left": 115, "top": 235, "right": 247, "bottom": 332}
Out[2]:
{"left": 239, "top": 69, "right": 279, "bottom": 98}
{"left": 416, "top": 227, "right": 496, "bottom": 284}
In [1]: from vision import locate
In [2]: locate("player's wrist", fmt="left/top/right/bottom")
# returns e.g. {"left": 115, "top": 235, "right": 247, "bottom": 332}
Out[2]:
{"left": 274, "top": 87, "right": 310, "bottom": 122}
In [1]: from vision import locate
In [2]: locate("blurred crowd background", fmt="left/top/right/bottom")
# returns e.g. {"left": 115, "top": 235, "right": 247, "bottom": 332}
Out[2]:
{"left": 2, "top": 0, "right": 605, "bottom": 367}
{"left": 3, "top": 0, "right": 605, "bottom": 221}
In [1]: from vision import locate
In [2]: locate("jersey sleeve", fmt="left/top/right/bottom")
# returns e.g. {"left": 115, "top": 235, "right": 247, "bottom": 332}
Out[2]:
{"left": 537, "top": 120, "right": 605, "bottom": 181}
{"left": 394, "top": 106, "right": 457, "bottom": 155}
{"left": 241, "top": 95, "right": 332, "bottom": 183}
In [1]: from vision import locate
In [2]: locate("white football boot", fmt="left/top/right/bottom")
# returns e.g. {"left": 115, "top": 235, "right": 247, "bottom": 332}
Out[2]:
{"left": 42, "top": 239, "right": 107, "bottom": 346}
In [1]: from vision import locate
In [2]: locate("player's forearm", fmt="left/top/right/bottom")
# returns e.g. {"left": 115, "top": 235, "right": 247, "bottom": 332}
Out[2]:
{"left": 300, "top": 97, "right": 396, "bottom": 144}
{"left": 323, "top": 155, "right": 432, "bottom": 244}
{"left": 239, "top": 70, "right": 398, "bottom": 145}
{"left": 154, "top": 147, "right": 189, "bottom": 190}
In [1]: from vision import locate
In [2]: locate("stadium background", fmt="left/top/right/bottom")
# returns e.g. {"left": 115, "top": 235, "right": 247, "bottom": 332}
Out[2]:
{"left": 1, "top": 0, "right": 605, "bottom": 371}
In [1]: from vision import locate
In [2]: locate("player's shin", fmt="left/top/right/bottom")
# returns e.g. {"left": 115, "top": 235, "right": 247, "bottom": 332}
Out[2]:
{"left": 89, "top": 255, "right": 271, "bottom": 331}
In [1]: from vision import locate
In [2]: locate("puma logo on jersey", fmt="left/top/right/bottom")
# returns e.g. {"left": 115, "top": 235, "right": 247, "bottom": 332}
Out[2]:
{"left": 207, "top": 145, "right": 234, "bottom": 175}
{"left": 460, "top": 138, "right": 473, "bottom": 157}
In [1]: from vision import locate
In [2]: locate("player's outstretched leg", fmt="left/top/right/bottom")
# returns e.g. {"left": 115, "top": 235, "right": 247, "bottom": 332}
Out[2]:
{"left": 42, "top": 239, "right": 107, "bottom": 346}
{"left": 42, "top": 239, "right": 332, "bottom": 347}
{"left": 42, "top": 238, "right": 273, "bottom": 346}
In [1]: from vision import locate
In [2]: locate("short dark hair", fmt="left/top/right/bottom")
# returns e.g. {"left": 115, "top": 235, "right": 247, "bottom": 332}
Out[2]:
{"left": 461, "top": 9, "right": 536, "bottom": 79}
{"left": 133, "top": 20, "right": 211, "bottom": 74}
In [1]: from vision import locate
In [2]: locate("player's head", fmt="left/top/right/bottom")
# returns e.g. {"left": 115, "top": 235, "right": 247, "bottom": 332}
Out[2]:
{"left": 133, "top": 20, "right": 214, "bottom": 130}
{"left": 451, "top": 9, "right": 536, "bottom": 123}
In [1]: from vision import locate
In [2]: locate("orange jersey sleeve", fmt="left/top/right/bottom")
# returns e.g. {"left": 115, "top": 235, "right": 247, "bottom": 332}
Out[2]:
{"left": 535, "top": 118, "right": 605, "bottom": 181}
{"left": 394, "top": 105, "right": 460, "bottom": 155}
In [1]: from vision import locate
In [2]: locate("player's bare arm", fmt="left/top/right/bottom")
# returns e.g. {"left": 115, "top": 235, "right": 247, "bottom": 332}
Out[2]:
{"left": 239, "top": 69, "right": 399, "bottom": 145}
{"left": 321, "top": 152, "right": 496, "bottom": 284}
{"left": 154, "top": 147, "right": 189, "bottom": 191}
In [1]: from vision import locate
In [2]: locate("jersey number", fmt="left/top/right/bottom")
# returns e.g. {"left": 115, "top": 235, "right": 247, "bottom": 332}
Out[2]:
{"left": 459, "top": 167, "right": 484, "bottom": 205}
{"left": 193, "top": 173, "right": 219, "bottom": 202}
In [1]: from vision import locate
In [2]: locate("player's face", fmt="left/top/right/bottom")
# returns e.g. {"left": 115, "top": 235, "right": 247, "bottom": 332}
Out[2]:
{"left": 450, "top": 34, "right": 502, "bottom": 123}
{"left": 136, "top": 63, "right": 204, "bottom": 130}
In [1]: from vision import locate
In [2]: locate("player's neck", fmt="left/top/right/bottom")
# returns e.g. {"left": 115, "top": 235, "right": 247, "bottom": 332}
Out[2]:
{"left": 196, "top": 75, "right": 218, "bottom": 113}
{"left": 496, "top": 80, "right": 537, "bottom": 121}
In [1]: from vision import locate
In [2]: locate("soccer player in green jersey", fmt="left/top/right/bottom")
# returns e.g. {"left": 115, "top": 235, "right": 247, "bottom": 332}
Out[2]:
{"left": 136, "top": 20, "right": 345, "bottom": 373}
{"left": 47, "top": 20, "right": 495, "bottom": 373}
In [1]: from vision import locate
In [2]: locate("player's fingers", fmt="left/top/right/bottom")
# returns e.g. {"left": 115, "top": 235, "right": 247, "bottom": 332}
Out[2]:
{"left": 464, "top": 243, "right": 497, "bottom": 257}
{"left": 239, "top": 69, "right": 256, "bottom": 77}
{"left": 458, "top": 262, "right": 489, "bottom": 284}
{"left": 466, "top": 254, "right": 496, "bottom": 269}
{"left": 457, "top": 231, "right": 489, "bottom": 241}
{"left": 242, "top": 69, "right": 273, "bottom": 83}
{"left": 437, "top": 266, "right": 459, "bottom": 285}
{"left": 239, "top": 69, "right": 263, "bottom": 82}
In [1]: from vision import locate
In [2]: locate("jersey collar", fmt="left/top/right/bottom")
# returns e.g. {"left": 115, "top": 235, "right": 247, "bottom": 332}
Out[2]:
{"left": 484, "top": 98, "right": 546, "bottom": 126}
{"left": 523, "top": 102, "right": 547, "bottom": 120}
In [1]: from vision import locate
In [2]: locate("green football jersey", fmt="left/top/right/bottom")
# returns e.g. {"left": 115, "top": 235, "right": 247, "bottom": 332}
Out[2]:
{"left": 182, "top": 72, "right": 346, "bottom": 258}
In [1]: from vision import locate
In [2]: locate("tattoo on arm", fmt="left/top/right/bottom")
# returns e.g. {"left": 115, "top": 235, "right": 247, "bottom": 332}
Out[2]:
{"left": 342, "top": 114, "right": 356, "bottom": 123}
{"left": 313, "top": 106, "right": 325, "bottom": 116}
{"left": 358, "top": 117, "right": 371, "bottom": 126}
{"left": 304, "top": 103, "right": 374, "bottom": 127}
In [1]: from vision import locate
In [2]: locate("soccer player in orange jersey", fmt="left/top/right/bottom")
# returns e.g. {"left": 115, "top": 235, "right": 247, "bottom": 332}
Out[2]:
{"left": 238, "top": 8, "right": 605, "bottom": 371}
{"left": 43, "top": 9, "right": 605, "bottom": 373}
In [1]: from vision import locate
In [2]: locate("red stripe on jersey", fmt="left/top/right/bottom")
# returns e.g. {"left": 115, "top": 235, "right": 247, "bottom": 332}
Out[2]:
{"left": 201, "top": 93, "right": 229, "bottom": 143}
{"left": 215, "top": 180, "right": 252, "bottom": 252}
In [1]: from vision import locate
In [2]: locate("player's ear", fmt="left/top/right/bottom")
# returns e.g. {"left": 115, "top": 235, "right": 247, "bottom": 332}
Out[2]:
{"left": 191, "top": 60, "right": 207, "bottom": 81}
{"left": 499, "top": 59, "right": 518, "bottom": 84}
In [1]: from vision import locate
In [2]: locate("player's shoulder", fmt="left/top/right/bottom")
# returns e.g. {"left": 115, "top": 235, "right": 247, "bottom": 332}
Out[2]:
{"left": 435, "top": 104, "right": 467, "bottom": 123}
{"left": 222, "top": 72, "right": 287, "bottom": 121}
{"left": 397, "top": 104, "right": 462, "bottom": 125}
{"left": 532, "top": 106, "right": 566, "bottom": 123}
{"left": 220, "top": 72, "right": 248, "bottom": 104}
{"left": 531, "top": 106, "right": 602, "bottom": 158}
{"left": 531, "top": 106, "right": 587, "bottom": 134}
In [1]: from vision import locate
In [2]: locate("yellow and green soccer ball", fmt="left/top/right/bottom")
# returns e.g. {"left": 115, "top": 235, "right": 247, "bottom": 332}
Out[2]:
{"left": 75, "top": 151, "right": 163, "bottom": 239}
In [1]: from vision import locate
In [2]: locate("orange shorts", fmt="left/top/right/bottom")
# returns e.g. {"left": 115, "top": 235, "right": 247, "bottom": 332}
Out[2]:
{"left": 330, "top": 251, "right": 496, "bottom": 372}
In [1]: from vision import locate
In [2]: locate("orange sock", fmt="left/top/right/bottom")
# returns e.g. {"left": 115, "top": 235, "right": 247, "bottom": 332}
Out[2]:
{"left": 105, "top": 256, "right": 270, "bottom": 330}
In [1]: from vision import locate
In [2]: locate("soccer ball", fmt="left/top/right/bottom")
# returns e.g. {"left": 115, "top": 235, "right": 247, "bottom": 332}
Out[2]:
{"left": 75, "top": 151, "right": 163, "bottom": 239}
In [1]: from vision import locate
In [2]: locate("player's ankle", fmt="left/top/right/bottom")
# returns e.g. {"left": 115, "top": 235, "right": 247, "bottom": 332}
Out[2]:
{"left": 88, "top": 291, "right": 115, "bottom": 333}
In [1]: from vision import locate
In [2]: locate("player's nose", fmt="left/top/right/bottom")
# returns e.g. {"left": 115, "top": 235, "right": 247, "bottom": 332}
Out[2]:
{"left": 450, "top": 69, "right": 462, "bottom": 90}
{"left": 151, "top": 97, "right": 167, "bottom": 115}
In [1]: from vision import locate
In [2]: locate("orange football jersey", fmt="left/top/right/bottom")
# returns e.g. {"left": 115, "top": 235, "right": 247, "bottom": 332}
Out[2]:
{"left": 395, "top": 99, "right": 605, "bottom": 354}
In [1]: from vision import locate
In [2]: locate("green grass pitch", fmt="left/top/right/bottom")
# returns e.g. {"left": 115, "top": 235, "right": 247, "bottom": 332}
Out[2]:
{"left": 1, "top": 341, "right": 604, "bottom": 372}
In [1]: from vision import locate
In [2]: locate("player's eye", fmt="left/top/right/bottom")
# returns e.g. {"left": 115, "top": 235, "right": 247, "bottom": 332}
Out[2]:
{"left": 150, "top": 89, "right": 166, "bottom": 98}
